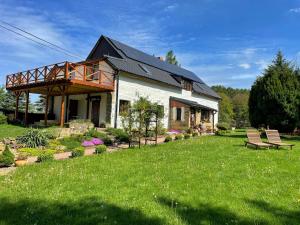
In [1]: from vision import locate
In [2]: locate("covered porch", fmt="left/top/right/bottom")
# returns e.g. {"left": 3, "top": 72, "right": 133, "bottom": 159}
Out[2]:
{"left": 6, "top": 59, "right": 116, "bottom": 127}
{"left": 169, "top": 97, "right": 217, "bottom": 132}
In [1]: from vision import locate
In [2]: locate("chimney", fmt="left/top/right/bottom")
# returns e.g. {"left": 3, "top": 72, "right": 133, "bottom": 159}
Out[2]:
{"left": 157, "top": 56, "right": 165, "bottom": 61}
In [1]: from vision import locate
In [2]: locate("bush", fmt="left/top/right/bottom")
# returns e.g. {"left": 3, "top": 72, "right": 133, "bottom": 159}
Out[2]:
{"left": 164, "top": 135, "right": 172, "bottom": 142}
{"left": 59, "top": 137, "right": 81, "bottom": 150}
{"left": 0, "top": 145, "right": 14, "bottom": 167}
{"left": 18, "top": 148, "right": 56, "bottom": 157}
{"left": 95, "top": 145, "right": 107, "bottom": 154}
{"left": 0, "top": 112, "right": 7, "bottom": 124}
{"left": 184, "top": 134, "right": 191, "bottom": 139}
{"left": 17, "top": 128, "right": 48, "bottom": 148}
{"left": 186, "top": 128, "right": 193, "bottom": 134}
{"left": 37, "top": 152, "right": 54, "bottom": 162}
{"left": 91, "top": 138, "right": 104, "bottom": 145}
{"left": 192, "top": 132, "right": 199, "bottom": 137}
{"left": 215, "top": 130, "right": 227, "bottom": 136}
{"left": 217, "top": 123, "right": 229, "bottom": 131}
{"left": 106, "top": 128, "right": 129, "bottom": 143}
{"left": 103, "top": 137, "right": 113, "bottom": 146}
{"left": 175, "top": 134, "right": 184, "bottom": 140}
{"left": 71, "top": 146, "right": 85, "bottom": 158}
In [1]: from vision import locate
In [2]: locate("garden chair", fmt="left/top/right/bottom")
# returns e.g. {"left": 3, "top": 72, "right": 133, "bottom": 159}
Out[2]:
{"left": 245, "top": 129, "right": 271, "bottom": 149}
{"left": 265, "top": 130, "right": 294, "bottom": 150}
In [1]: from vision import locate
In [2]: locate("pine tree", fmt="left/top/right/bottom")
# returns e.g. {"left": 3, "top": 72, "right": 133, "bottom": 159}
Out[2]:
{"left": 34, "top": 95, "right": 46, "bottom": 113}
{"left": 249, "top": 51, "right": 300, "bottom": 132}
{"left": 165, "top": 50, "right": 179, "bottom": 66}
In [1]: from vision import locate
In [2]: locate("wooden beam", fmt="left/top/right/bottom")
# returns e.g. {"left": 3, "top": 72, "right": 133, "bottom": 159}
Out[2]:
{"left": 44, "top": 94, "right": 49, "bottom": 126}
{"left": 25, "top": 90, "right": 29, "bottom": 126}
{"left": 60, "top": 87, "right": 65, "bottom": 127}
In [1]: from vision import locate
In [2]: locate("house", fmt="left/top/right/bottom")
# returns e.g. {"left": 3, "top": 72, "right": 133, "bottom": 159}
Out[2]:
{"left": 5, "top": 35, "right": 220, "bottom": 131}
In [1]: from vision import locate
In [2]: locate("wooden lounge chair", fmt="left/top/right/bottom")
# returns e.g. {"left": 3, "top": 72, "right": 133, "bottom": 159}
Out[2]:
{"left": 245, "top": 129, "right": 271, "bottom": 149}
{"left": 265, "top": 130, "right": 294, "bottom": 150}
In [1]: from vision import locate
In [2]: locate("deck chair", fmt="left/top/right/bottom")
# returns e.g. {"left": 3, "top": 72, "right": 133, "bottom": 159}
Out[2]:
{"left": 245, "top": 129, "right": 271, "bottom": 149}
{"left": 265, "top": 130, "right": 294, "bottom": 150}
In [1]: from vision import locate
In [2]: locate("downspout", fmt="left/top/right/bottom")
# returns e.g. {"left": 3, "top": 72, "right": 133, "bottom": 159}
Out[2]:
{"left": 114, "top": 71, "right": 120, "bottom": 128}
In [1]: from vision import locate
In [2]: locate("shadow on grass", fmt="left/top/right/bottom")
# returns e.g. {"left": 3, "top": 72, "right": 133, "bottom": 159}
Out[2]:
{"left": 157, "top": 197, "right": 269, "bottom": 225}
{"left": 0, "top": 197, "right": 164, "bottom": 225}
{"left": 245, "top": 199, "right": 300, "bottom": 225}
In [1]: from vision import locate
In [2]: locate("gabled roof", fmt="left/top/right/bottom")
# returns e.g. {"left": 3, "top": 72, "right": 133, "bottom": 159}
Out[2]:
{"left": 87, "top": 35, "right": 220, "bottom": 99}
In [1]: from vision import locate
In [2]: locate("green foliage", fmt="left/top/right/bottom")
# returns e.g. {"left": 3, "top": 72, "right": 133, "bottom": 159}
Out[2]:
{"left": 16, "top": 128, "right": 49, "bottom": 148}
{"left": 249, "top": 52, "right": 300, "bottom": 132}
{"left": 0, "top": 112, "right": 7, "bottom": 124}
{"left": 95, "top": 145, "right": 107, "bottom": 154}
{"left": 71, "top": 146, "right": 85, "bottom": 158}
{"left": 164, "top": 135, "right": 172, "bottom": 142}
{"left": 165, "top": 50, "right": 179, "bottom": 66}
{"left": 37, "top": 152, "right": 54, "bottom": 162}
{"left": 103, "top": 137, "right": 113, "bottom": 146}
{"left": 175, "top": 134, "right": 184, "bottom": 140}
{"left": 18, "top": 148, "right": 56, "bottom": 157}
{"left": 106, "top": 128, "right": 129, "bottom": 143}
{"left": 192, "top": 132, "right": 199, "bottom": 137}
{"left": 184, "top": 134, "right": 191, "bottom": 139}
{"left": 0, "top": 145, "right": 14, "bottom": 167}
{"left": 215, "top": 130, "right": 228, "bottom": 136}
{"left": 59, "top": 136, "right": 82, "bottom": 150}
{"left": 217, "top": 123, "right": 230, "bottom": 131}
{"left": 212, "top": 86, "right": 250, "bottom": 128}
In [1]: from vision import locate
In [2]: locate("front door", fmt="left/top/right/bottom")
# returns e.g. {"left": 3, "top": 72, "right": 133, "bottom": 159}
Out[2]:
{"left": 69, "top": 100, "right": 78, "bottom": 121}
{"left": 91, "top": 100, "right": 100, "bottom": 127}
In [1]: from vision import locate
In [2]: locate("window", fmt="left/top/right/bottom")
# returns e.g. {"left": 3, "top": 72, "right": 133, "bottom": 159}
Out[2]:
{"left": 182, "top": 79, "right": 193, "bottom": 91}
{"left": 176, "top": 108, "right": 182, "bottom": 121}
{"left": 119, "top": 100, "right": 130, "bottom": 114}
{"left": 201, "top": 110, "right": 210, "bottom": 122}
{"left": 138, "top": 64, "right": 151, "bottom": 75}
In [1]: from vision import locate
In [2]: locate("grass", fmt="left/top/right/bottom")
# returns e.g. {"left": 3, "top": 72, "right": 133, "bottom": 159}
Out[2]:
{"left": 0, "top": 124, "right": 27, "bottom": 139}
{"left": 0, "top": 130, "right": 300, "bottom": 224}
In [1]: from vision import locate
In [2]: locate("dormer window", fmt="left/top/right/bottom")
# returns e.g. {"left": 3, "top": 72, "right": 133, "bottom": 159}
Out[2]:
{"left": 182, "top": 79, "right": 193, "bottom": 91}
{"left": 138, "top": 64, "right": 151, "bottom": 75}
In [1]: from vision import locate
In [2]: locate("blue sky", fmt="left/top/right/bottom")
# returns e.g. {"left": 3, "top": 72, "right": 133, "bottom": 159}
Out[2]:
{"left": 1, "top": 0, "right": 300, "bottom": 94}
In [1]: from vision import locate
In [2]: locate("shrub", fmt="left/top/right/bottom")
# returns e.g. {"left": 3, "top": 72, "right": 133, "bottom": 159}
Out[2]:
{"left": 59, "top": 137, "right": 81, "bottom": 150}
{"left": 95, "top": 145, "right": 107, "bottom": 154}
{"left": 106, "top": 128, "right": 129, "bottom": 143}
{"left": 0, "top": 112, "right": 7, "bottom": 124}
{"left": 184, "top": 134, "right": 191, "bottom": 139}
{"left": 16, "top": 152, "right": 28, "bottom": 160}
{"left": 217, "top": 123, "right": 230, "bottom": 131}
{"left": 45, "top": 128, "right": 60, "bottom": 139}
{"left": 71, "top": 146, "right": 85, "bottom": 158}
{"left": 37, "top": 152, "right": 54, "bottom": 162}
{"left": 17, "top": 128, "right": 48, "bottom": 148}
{"left": 186, "top": 128, "right": 193, "bottom": 134}
{"left": 164, "top": 135, "right": 172, "bottom": 142}
{"left": 0, "top": 145, "right": 14, "bottom": 167}
{"left": 175, "top": 134, "right": 184, "bottom": 140}
{"left": 215, "top": 130, "right": 227, "bottom": 136}
{"left": 91, "top": 138, "right": 104, "bottom": 145}
{"left": 18, "top": 148, "right": 40, "bottom": 156}
{"left": 192, "top": 132, "right": 199, "bottom": 137}
{"left": 103, "top": 137, "right": 113, "bottom": 146}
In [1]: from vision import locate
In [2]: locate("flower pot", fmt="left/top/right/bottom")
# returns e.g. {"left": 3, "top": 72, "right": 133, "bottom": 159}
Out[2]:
{"left": 15, "top": 160, "right": 27, "bottom": 167}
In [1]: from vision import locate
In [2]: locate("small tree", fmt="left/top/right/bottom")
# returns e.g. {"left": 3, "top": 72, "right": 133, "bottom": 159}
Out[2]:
{"left": 166, "top": 50, "right": 179, "bottom": 66}
{"left": 249, "top": 51, "right": 300, "bottom": 132}
{"left": 0, "top": 145, "right": 15, "bottom": 167}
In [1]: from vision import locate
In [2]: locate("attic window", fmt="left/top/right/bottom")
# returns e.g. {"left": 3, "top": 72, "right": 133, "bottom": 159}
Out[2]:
{"left": 138, "top": 64, "right": 151, "bottom": 75}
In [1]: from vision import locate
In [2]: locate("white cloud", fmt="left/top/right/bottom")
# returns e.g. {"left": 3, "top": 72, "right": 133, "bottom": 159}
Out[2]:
{"left": 164, "top": 4, "right": 178, "bottom": 11}
{"left": 289, "top": 8, "right": 300, "bottom": 13}
{"left": 230, "top": 74, "right": 257, "bottom": 80}
{"left": 239, "top": 63, "right": 251, "bottom": 69}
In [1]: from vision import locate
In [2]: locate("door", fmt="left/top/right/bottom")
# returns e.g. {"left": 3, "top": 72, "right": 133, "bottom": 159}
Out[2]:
{"left": 69, "top": 100, "right": 78, "bottom": 121}
{"left": 91, "top": 100, "right": 100, "bottom": 127}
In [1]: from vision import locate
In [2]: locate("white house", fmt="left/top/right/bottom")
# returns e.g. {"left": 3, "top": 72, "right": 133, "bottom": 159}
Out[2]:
{"left": 6, "top": 35, "right": 220, "bottom": 131}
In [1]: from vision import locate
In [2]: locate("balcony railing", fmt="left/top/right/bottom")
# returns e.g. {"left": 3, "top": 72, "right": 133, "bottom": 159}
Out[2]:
{"left": 6, "top": 60, "right": 115, "bottom": 89}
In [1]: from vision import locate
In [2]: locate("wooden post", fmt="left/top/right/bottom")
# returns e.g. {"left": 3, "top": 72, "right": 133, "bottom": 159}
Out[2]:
{"left": 60, "top": 87, "right": 65, "bottom": 127}
{"left": 15, "top": 93, "right": 19, "bottom": 120}
{"left": 44, "top": 94, "right": 49, "bottom": 126}
{"left": 25, "top": 91, "right": 29, "bottom": 126}
{"left": 65, "top": 62, "right": 69, "bottom": 79}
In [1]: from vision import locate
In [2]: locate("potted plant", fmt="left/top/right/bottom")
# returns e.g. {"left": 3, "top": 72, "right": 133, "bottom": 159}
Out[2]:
{"left": 15, "top": 153, "right": 28, "bottom": 167}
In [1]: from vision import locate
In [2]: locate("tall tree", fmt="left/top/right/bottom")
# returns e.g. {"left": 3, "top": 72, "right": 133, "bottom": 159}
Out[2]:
{"left": 165, "top": 50, "right": 179, "bottom": 65}
{"left": 249, "top": 51, "right": 300, "bottom": 132}
{"left": 218, "top": 92, "right": 234, "bottom": 126}
{"left": 35, "top": 95, "right": 46, "bottom": 113}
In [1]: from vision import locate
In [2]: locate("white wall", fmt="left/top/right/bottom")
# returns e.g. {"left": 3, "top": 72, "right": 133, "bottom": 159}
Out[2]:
{"left": 115, "top": 72, "right": 219, "bottom": 128}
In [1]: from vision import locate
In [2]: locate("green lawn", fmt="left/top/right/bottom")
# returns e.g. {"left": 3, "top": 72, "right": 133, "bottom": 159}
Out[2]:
{"left": 0, "top": 124, "right": 27, "bottom": 139}
{"left": 0, "top": 131, "right": 299, "bottom": 225}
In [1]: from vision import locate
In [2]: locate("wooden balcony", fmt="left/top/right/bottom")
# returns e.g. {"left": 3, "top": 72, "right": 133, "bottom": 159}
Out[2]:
{"left": 6, "top": 60, "right": 116, "bottom": 95}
